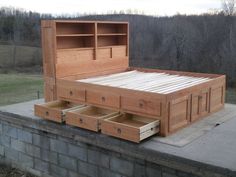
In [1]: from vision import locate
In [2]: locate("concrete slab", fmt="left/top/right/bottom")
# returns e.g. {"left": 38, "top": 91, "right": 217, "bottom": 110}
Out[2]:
{"left": 0, "top": 100, "right": 236, "bottom": 173}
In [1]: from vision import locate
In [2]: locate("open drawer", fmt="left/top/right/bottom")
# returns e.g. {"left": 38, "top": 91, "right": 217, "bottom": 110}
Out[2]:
{"left": 66, "top": 106, "right": 120, "bottom": 132}
{"left": 101, "top": 113, "right": 160, "bottom": 143}
{"left": 34, "top": 100, "right": 84, "bottom": 123}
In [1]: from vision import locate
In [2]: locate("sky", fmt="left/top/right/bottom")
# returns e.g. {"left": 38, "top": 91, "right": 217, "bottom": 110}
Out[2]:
{"left": 0, "top": 0, "right": 222, "bottom": 16}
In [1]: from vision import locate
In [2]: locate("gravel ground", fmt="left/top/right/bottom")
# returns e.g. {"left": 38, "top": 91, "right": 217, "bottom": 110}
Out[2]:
{"left": 0, "top": 165, "right": 36, "bottom": 177}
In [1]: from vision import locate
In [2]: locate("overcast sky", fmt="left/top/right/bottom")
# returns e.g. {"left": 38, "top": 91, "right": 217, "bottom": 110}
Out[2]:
{"left": 0, "top": 0, "right": 222, "bottom": 16}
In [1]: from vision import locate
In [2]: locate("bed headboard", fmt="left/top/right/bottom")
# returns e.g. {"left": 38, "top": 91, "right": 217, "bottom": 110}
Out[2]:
{"left": 41, "top": 20, "right": 129, "bottom": 79}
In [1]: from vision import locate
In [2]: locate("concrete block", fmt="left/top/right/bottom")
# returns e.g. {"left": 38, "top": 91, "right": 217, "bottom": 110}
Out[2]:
{"left": 3, "top": 124, "right": 18, "bottom": 138}
{"left": 5, "top": 148, "right": 19, "bottom": 161}
{"left": 134, "top": 163, "right": 146, "bottom": 177}
{"left": 88, "top": 149, "right": 109, "bottom": 168}
{"left": 68, "top": 144, "right": 87, "bottom": 161}
{"left": 59, "top": 154, "right": 77, "bottom": 171}
{"left": 78, "top": 161, "right": 98, "bottom": 177}
{"left": 33, "top": 133, "right": 50, "bottom": 150}
{"left": 68, "top": 171, "right": 86, "bottom": 177}
{"left": 50, "top": 164, "right": 68, "bottom": 177}
{"left": 17, "top": 129, "right": 32, "bottom": 143}
{"left": 25, "top": 144, "right": 40, "bottom": 158}
{"left": 0, "top": 144, "right": 4, "bottom": 156}
{"left": 146, "top": 166, "right": 162, "bottom": 177}
{"left": 98, "top": 168, "right": 123, "bottom": 177}
{"left": 11, "top": 138, "right": 25, "bottom": 152}
{"left": 50, "top": 139, "right": 68, "bottom": 154}
{"left": 19, "top": 152, "right": 34, "bottom": 168}
{"left": 34, "top": 158, "right": 50, "bottom": 173}
{"left": 110, "top": 156, "right": 134, "bottom": 176}
{"left": 0, "top": 135, "right": 10, "bottom": 147}
{"left": 162, "top": 172, "right": 177, "bottom": 177}
{"left": 41, "top": 149, "right": 58, "bottom": 164}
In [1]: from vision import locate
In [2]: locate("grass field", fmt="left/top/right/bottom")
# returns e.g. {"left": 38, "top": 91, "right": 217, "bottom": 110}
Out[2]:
{"left": 0, "top": 74, "right": 43, "bottom": 106}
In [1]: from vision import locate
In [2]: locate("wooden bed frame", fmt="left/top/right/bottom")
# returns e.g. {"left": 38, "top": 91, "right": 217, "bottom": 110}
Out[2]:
{"left": 35, "top": 20, "right": 225, "bottom": 142}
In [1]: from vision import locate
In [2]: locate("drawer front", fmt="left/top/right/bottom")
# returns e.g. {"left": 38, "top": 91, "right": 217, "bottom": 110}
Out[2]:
{"left": 121, "top": 96, "right": 161, "bottom": 116}
{"left": 86, "top": 90, "right": 120, "bottom": 108}
{"left": 58, "top": 86, "right": 86, "bottom": 102}
{"left": 66, "top": 111, "right": 100, "bottom": 131}
{"left": 34, "top": 101, "right": 64, "bottom": 123}
{"left": 210, "top": 85, "right": 225, "bottom": 113}
{"left": 101, "top": 119, "right": 140, "bottom": 142}
{"left": 101, "top": 114, "right": 160, "bottom": 143}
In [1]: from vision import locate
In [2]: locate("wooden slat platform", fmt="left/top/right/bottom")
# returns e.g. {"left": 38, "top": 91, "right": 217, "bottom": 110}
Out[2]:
{"left": 78, "top": 70, "right": 212, "bottom": 94}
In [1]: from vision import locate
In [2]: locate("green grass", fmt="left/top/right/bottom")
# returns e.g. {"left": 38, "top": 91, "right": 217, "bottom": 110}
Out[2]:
{"left": 0, "top": 74, "right": 43, "bottom": 106}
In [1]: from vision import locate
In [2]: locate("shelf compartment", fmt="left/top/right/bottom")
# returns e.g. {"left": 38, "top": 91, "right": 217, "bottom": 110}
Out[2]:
{"left": 101, "top": 113, "right": 160, "bottom": 143}
{"left": 34, "top": 100, "right": 85, "bottom": 123}
{"left": 97, "top": 23, "right": 127, "bottom": 34}
{"left": 66, "top": 105, "right": 120, "bottom": 131}
{"left": 56, "top": 22, "right": 94, "bottom": 35}
{"left": 57, "top": 36, "right": 95, "bottom": 49}
{"left": 97, "top": 36, "right": 126, "bottom": 47}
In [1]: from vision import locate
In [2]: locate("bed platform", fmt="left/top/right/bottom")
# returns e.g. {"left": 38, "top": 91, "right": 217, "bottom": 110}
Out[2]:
{"left": 35, "top": 20, "right": 225, "bottom": 143}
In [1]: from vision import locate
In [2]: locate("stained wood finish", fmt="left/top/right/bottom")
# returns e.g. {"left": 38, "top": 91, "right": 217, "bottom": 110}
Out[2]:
{"left": 34, "top": 100, "right": 84, "bottom": 123}
{"left": 38, "top": 20, "right": 226, "bottom": 141}
{"left": 101, "top": 113, "right": 160, "bottom": 143}
{"left": 66, "top": 105, "right": 119, "bottom": 131}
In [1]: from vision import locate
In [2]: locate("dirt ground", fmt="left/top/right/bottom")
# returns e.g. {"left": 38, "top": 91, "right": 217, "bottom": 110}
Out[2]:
{"left": 0, "top": 166, "right": 36, "bottom": 177}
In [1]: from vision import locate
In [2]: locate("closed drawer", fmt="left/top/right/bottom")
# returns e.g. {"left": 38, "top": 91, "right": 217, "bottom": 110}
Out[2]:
{"left": 34, "top": 100, "right": 84, "bottom": 123}
{"left": 86, "top": 90, "right": 120, "bottom": 108}
{"left": 101, "top": 113, "right": 160, "bottom": 143}
{"left": 66, "top": 106, "right": 120, "bottom": 132}
{"left": 121, "top": 96, "right": 161, "bottom": 116}
{"left": 58, "top": 86, "right": 86, "bottom": 102}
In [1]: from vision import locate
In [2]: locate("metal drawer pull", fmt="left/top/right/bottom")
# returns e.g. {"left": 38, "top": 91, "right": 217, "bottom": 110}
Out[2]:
{"left": 45, "top": 111, "right": 49, "bottom": 116}
{"left": 101, "top": 96, "right": 106, "bottom": 102}
{"left": 117, "top": 128, "right": 121, "bottom": 134}
{"left": 139, "top": 103, "right": 143, "bottom": 108}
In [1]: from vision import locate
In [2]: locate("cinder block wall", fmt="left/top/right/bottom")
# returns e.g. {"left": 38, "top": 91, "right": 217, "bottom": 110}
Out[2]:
{"left": 0, "top": 109, "right": 232, "bottom": 177}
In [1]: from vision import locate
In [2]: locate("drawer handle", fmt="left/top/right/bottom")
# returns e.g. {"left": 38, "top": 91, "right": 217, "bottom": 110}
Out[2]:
{"left": 101, "top": 96, "right": 106, "bottom": 102}
{"left": 79, "top": 118, "right": 83, "bottom": 123}
{"left": 45, "top": 111, "right": 49, "bottom": 116}
{"left": 117, "top": 128, "right": 121, "bottom": 134}
{"left": 69, "top": 91, "right": 73, "bottom": 96}
{"left": 139, "top": 103, "right": 144, "bottom": 108}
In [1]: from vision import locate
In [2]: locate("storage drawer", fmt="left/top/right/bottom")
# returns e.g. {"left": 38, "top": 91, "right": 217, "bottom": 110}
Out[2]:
{"left": 66, "top": 106, "right": 120, "bottom": 131}
{"left": 86, "top": 90, "right": 120, "bottom": 108}
{"left": 58, "top": 86, "right": 86, "bottom": 102}
{"left": 101, "top": 113, "right": 160, "bottom": 143}
{"left": 34, "top": 100, "right": 84, "bottom": 123}
{"left": 121, "top": 96, "right": 161, "bottom": 116}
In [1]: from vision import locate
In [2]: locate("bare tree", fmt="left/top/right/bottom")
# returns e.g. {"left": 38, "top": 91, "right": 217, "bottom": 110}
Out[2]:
{"left": 222, "top": 0, "right": 235, "bottom": 15}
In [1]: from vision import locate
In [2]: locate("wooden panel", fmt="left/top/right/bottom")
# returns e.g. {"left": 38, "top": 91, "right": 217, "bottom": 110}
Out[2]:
{"left": 191, "top": 89, "right": 209, "bottom": 122}
{"left": 57, "top": 49, "right": 94, "bottom": 64}
{"left": 121, "top": 96, "right": 161, "bottom": 117}
{"left": 97, "top": 48, "right": 111, "bottom": 59}
{"left": 57, "top": 86, "right": 85, "bottom": 102}
{"left": 86, "top": 90, "right": 120, "bottom": 108}
{"left": 66, "top": 106, "right": 119, "bottom": 131}
{"left": 101, "top": 113, "right": 160, "bottom": 143}
{"left": 55, "top": 57, "right": 128, "bottom": 78}
{"left": 112, "top": 46, "right": 126, "bottom": 58}
{"left": 210, "top": 85, "right": 225, "bottom": 112}
{"left": 169, "top": 95, "right": 190, "bottom": 132}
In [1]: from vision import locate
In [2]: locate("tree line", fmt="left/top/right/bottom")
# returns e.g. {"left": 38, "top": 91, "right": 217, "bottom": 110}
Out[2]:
{"left": 0, "top": 7, "right": 235, "bottom": 87}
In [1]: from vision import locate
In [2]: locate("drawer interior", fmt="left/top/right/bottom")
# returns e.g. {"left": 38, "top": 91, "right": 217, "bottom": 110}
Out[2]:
{"left": 106, "top": 114, "right": 157, "bottom": 128}
{"left": 70, "top": 106, "right": 119, "bottom": 119}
